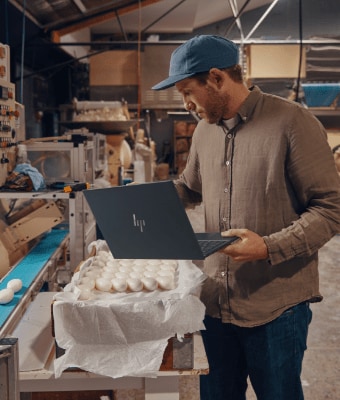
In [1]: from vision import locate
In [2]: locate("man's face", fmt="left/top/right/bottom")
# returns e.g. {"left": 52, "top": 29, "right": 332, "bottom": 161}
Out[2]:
{"left": 175, "top": 76, "right": 232, "bottom": 124}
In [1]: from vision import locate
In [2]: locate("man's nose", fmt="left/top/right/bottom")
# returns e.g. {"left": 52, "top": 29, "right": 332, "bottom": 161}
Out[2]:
{"left": 185, "top": 101, "right": 195, "bottom": 111}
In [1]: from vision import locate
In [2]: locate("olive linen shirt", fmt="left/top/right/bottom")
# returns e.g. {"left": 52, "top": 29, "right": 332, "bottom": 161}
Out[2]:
{"left": 175, "top": 86, "right": 340, "bottom": 328}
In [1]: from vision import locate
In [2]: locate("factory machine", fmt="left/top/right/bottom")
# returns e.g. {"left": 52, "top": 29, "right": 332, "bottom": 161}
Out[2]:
{"left": 0, "top": 44, "right": 103, "bottom": 398}
{"left": 0, "top": 42, "right": 62, "bottom": 398}
{"left": 0, "top": 43, "right": 21, "bottom": 187}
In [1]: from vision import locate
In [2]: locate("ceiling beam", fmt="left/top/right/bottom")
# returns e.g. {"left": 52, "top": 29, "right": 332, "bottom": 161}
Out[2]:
{"left": 51, "top": 0, "right": 163, "bottom": 43}
{"left": 9, "top": 0, "right": 41, "bottom": 27}
{"left": 72, "top": 0, "right": 87, "bottom": 14}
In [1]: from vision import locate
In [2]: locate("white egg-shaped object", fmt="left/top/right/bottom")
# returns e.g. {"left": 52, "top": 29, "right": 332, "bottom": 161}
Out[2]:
{"left": 127, "top": 278, "right": 143, "bottom": 292}
{"left": 7, "top": 278, "right": 23, "bottom": 293}
{"left": 115, "top": 271, "right": 129, "bottom": 279}
{"left": 0, "top": 288, "right": 14, "bottom": 304}
{"left": 129, "top": 271, "right": 143, "bottom": 279}
{"left": 157, "top": 270, "right": 175, "bottom": 279}
{"left": 111, "top": 278, "right": 128, "bottom": 292}
{"left": 160, "top": 263, "right": 177, "bottom": 272}
{"left": 157, "top": 276, "right": 175, "bottom": 290}
{"left": 141, "top": 277, "right": 158, "bottom": 291}
{"left": 95, "top": 277, "right": 112, "bottom": 292}
{"left": 103, "top": 265, "right": 118, "bottom": 274}
{"left": 84, "top": 270, "right": 101, "bottom": 279}
{"left": 143, "top": 270, "right": 157, "bottom": 278}
{"left": 119, "top": 259, "right": 133, "bottom": 267}
{"left": 106, "top": 260, "right": 119, "bottom": 268}
{"left": 133, "top": 259, "right": 148, "bottom": 266}
{"left": 132, "top": 264, "right": 146, "bottom": 272}
{"left": 79, "top": 277, "right": 96, "bottom": 289}
{"left": 146, "top": 264, "right": 160, "bottom": 272}
{"left": 147, "top": 259, "right": 162, "bottom": 265}
{"left": 162, "top": 260, "right": 178, "bottom": 267}
{"left": 119, "top": 265, "right": 132, "bottom": 273}
{"left": 101, "top": 271, "right": 115, "bottom": 280}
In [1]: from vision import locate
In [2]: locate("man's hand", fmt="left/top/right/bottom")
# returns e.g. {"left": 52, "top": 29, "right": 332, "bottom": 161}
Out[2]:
{"left": 221, "top": 229, "right": 269, "bottom": 262}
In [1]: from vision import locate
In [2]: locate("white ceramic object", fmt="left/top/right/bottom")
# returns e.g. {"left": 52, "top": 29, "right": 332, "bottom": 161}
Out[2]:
{"left": 7, "top": 278, "right": 23, "bottom": 293}
{"left": 95, "top": 277, "right": 112, "bottom": 292}
{"left": 111, "top": 278, "right": 128, "bottom": 292}
{"left": 0, "top": 288, "right": 14, "bottom": 304}
{"left": 127, "top": 278, "right": 143, "bottom": 292}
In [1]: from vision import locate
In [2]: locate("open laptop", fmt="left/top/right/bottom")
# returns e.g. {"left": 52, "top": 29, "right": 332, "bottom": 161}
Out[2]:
{"left": 83, "top": 180, "right": 238, "bottom": 260}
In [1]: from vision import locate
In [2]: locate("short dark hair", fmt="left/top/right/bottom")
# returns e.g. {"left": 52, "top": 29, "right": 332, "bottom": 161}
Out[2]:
{"left": 193, "top": 65, "right": 243, "bottom": 85}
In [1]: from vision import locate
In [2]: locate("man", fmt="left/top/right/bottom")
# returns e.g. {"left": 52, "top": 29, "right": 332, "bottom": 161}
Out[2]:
{"left": 152, "top": 35, "right": 340, "bottom": 400}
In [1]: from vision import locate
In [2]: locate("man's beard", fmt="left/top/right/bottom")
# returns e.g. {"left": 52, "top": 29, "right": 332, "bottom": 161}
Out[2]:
{"left": 203, "top": 86, "right": 231, "bottom": 124}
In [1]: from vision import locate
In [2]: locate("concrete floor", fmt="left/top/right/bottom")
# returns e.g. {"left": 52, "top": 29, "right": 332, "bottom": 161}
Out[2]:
{"left": 174, "top": 207, "right": 340, "bottom": 400}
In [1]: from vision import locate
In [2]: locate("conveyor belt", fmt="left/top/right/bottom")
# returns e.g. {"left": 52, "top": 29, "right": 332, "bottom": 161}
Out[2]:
{"left": 0, "top": 229, "right": 68, "bottom": 328}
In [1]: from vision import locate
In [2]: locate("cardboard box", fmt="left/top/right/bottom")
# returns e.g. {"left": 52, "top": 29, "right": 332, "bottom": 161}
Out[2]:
{"left": 90, "top": 51, "right": 138, "bottom": 86}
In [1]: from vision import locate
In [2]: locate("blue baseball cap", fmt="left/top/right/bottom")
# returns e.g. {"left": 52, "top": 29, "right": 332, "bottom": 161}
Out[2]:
{"left": 152, "top": 35, "right": 239, "bottom": 90}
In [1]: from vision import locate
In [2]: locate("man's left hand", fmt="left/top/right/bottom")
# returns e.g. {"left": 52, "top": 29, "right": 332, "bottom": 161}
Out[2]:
{"left": 221, "top": 229, "right": 269, "bottom": 262}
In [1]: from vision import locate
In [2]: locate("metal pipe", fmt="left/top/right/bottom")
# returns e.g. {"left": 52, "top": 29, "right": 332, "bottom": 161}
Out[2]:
{"left": 228, "top": 0, "right": 244, "bottom": 42}
{"left": 22, "top": 39, "right": 340, "bottom": 47}
{"left": 245, "top": 0, "right": 281, "bottom": 41}
{"left": 224, "top": 0, "right": 252, "bottom": 36}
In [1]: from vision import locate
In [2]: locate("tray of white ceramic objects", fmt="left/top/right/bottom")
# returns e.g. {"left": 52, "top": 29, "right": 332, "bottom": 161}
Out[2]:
{"left": 72, "top": 250, "right": 180, "bottom": 301}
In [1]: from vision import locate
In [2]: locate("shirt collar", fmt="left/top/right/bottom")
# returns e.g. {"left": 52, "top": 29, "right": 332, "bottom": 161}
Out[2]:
{"left": 237, "top": 85, "right": 262, "bottom": 123}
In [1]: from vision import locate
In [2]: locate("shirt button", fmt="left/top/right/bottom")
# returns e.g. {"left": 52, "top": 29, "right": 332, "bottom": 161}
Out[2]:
{"left": 222, "top": 217, "right": 227, "bottom": 222}
{"left": 224, "top": 188, "right": 229, "bottom": 193}
{"left": 227, "top": 133, "right": 233, "bottom": 139}
{"left": 220, "top": 271, "right": 226, "bottom": 277}
{"left": 226, "top": 160, "right": 230, "bottom": 166}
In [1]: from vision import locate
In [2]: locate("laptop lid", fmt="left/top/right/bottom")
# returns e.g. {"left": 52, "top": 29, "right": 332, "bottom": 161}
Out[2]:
{"left": 83, "top": 181, "right": 235, "bottom": 260}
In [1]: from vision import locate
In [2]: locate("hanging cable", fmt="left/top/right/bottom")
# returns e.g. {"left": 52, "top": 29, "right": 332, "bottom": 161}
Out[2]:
{"left": 295, "top": 0, "right": 304, "bottom": 102}
{"left": 19, "top": 0, "right": 27, "bottom": 103}
{"left": 115, "top": 9, "right": 128, "bottom": 42}
{"left": 4, "top": 0, "right": 9, "bottom": 44}
{"left": 137, "top": 0, "right": 142, "bottom": 132}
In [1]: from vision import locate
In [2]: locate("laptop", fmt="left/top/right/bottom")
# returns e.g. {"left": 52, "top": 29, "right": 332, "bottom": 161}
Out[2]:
{"left": 83, "top": 180, "right": 238, "bottom": 260}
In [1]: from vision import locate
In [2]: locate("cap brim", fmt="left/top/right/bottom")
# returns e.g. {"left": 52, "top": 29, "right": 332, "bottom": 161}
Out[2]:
{"left": 152, "top": 72, "right": 195, "bottom": 90}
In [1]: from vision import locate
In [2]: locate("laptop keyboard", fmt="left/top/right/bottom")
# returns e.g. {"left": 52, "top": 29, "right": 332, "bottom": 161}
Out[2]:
{"left": 198, "top": 240, "right": 227, "bottom": 256}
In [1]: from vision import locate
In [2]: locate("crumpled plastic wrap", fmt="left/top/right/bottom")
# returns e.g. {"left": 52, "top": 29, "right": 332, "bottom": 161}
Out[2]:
{"left": 53, "top": 247, "right": 206, "bottom": 379}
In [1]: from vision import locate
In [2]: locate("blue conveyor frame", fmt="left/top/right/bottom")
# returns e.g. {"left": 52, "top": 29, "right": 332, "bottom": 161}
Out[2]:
{"left": 0, "top": 229, "right": 69, "bottom": 336}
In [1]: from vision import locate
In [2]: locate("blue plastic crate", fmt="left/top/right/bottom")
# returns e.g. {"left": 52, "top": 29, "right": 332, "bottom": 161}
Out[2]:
{"left": 302, "top": 83, "right": 340, "bottom": 107}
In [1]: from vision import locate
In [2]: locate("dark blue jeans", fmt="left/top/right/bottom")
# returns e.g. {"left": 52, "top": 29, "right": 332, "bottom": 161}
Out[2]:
{"left": 200, "top": 302, "right": 312, "bottom": 400}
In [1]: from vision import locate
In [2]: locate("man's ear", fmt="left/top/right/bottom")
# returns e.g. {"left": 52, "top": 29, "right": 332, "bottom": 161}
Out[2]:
{"left": 208, "top": 68, "right": 225, "bottom": 88}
